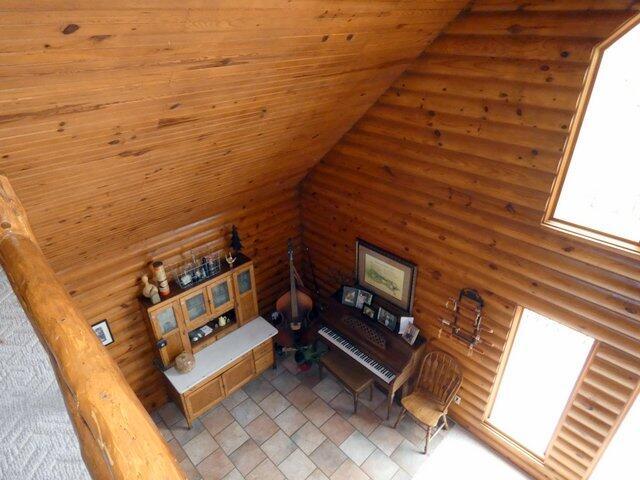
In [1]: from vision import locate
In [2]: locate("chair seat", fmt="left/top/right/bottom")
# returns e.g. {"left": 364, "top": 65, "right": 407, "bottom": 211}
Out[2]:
{"left": 400, "top": 390, "right": 446, "bottom": 427}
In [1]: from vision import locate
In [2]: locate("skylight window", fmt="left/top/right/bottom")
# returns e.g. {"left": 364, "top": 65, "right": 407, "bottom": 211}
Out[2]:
{"left": 545, "top": 19, "right": 640, "bottom": 252}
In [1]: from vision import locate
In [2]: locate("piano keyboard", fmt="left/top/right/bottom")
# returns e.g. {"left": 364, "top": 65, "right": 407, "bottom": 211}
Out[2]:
{"left": 319, "top": 326, "right": 396, "bottom": 383}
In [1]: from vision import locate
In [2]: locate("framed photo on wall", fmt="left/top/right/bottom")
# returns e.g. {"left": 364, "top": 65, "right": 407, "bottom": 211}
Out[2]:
{"left": 92, "top": 320, "right": 114, "bottom": 346}
{"left": 356, "top": 239, "right": 417, "bottom": 313}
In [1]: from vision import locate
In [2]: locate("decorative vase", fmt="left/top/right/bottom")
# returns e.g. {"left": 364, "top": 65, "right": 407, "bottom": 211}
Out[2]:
{"left": 175, "top": 352, "right": 195, "bottom": 373}
{"left": 152, "top": 261, "right": 170, "bottom": 297}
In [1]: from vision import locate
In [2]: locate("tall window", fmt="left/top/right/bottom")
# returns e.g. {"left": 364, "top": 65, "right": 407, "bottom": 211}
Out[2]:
{"left": 488, "top": 309, "right": 593, "bottom": 456}
{"left": 545, "top": 19, "right": 640, "bottom": 252}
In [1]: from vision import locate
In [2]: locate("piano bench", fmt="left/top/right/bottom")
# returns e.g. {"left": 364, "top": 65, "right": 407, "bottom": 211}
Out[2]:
{"left": 319, "top": 349, "right": 374, "bottom": 413}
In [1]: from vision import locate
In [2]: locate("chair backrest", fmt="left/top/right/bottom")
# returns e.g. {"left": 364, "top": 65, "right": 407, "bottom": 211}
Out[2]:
{"left": 417, "top": 351, "right": 462, "bottom": 408}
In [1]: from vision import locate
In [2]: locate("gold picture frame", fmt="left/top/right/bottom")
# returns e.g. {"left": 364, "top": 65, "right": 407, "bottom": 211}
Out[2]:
{"left": 356, "top": 239, "right": 417, "bottom": 313}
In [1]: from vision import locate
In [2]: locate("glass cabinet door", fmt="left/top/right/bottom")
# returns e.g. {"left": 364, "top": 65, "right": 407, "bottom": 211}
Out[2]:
{"left": 148, "top": 302, "right": 187, "bottom": 368}
{"left": 233, "top": 265, "right": 258, "bottom": 325}
{"left": 153, "top": 305, "right": 178, "bottom": 336}
{"left": 237, "top": 269, "right": 252, "bottom": 294}
{"left": 181, "top": 289, "right": 210, "bottom": 325}
{"left": 207, "top": 276, "right": 234, "bottom": 315}
{"left": 212, "top": 281, "right": 230, "bottom": 307}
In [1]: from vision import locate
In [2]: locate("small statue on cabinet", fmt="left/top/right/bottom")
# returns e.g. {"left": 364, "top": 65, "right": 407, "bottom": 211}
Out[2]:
{"left": 225, "top": 251, "right": 236, "bottom": 268}
{"left": 141, "top": 275, "right": 161, "bottom": 304}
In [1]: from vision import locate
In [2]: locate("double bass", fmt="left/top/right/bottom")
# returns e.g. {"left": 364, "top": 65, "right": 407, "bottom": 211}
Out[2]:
{"left": 276, "top": 240, "right": 314, "bottom": 344}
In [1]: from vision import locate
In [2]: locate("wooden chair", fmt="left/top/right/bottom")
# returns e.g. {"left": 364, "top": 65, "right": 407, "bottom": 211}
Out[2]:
{"left": 394, "top": 350, "right": 462, "bottom": 454}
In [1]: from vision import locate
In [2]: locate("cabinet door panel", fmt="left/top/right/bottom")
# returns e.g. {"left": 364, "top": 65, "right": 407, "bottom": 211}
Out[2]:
{"left": 164, "top": 330, "right": 185, "bottom": 365}
{"left": 207, "top": 276, "right": 235, "bottom": 316}
{"left": 236, "top": 269, "right": 252, "bottom": 294}
{"left": 233, "top": 265, "right": 259, "bottom": 325}
{"left": 180, "top": 289, "right": 211, "bottom": 326}
{"left": 149, "top": 303, "right": 186, "bottom": 368}
{"left": 186, "top": 376, "right": 224, "bottom": 418}
{"left": 222, "top": 354, "right": 254, "bottom": 395}
{"left": 152, "top": 305, "right": 179, "bottom": 336}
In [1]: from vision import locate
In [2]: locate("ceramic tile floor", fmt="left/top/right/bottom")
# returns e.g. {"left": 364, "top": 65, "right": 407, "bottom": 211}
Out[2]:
{"left": 153, "top": 357, "right": 530, "bottom": 480}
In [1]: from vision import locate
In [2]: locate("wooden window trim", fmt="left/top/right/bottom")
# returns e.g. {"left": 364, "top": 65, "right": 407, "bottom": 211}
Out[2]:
{"left": 483, "top": 307, "right": 595, "bottom": 464}
{"left": 543, "top": 14, "right": 640, "bottom": 259}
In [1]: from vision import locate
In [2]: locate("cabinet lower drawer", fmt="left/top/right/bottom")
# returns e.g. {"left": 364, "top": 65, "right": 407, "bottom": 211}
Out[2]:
{"left": 185, "top": 376, "right": 224, "bottom": 418}
{"left": 222, "top": 353, "right": 254, "bottom": 395}
{"left": 253, "top": 339, "right": 273, "bottom": 358}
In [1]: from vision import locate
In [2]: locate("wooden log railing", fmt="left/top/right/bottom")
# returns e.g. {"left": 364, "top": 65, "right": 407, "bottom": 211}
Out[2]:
{"left": 0, "top": 176, "right": 186, "bottom": 480}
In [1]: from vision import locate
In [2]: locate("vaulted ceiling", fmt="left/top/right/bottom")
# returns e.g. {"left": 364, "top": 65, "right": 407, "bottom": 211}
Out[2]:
{"left": 0, "top": 0, "right": 468, "bottom": 271}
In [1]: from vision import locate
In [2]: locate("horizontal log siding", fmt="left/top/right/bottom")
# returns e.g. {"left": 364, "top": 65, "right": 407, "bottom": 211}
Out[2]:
{"left": 301, "top": 3, "right": 640, "bottom": 480}
{"left": 58, "top": 183, "right": 302, "bottom": 411}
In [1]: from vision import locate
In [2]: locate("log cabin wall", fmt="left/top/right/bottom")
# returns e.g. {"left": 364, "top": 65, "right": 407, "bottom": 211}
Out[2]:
{"left": 0, "top": 1, "right": 469, "bottom": 410}
{"left": 57, "top": 182, "right": 302, "bottom": 411}
{"left": 301, "top": 2, "right": 640, "bottom": 479}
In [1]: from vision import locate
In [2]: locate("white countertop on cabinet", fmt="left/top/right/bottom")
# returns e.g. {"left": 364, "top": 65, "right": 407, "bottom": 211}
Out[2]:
{"left": 164, "top": 316, "right": 277, "bottom": 394}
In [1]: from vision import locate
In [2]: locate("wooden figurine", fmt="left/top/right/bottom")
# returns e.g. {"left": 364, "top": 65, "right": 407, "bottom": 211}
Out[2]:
{"left": 141, "top": 275, "right": 161, "bottom": 304}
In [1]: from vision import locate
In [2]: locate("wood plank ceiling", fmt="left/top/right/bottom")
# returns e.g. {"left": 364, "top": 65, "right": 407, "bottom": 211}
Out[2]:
{"left": 0, "top": 0, "right": 469, "bottom": 272}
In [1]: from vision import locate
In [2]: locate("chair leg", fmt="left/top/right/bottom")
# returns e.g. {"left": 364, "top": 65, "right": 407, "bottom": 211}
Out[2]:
{"left": 424, "top": 426, "right": 432, "bottom": 455}
{"left": 393, "top": 407, "right": 406, "bottom": 428}
{"left": 386, "top": 390, "right": 393, "bottom": 420}
{"left": 369, "top": 384, "right": 373, "bottom": 401}
{"left": 354, "top": 392, "right": 358, "bottom": 414}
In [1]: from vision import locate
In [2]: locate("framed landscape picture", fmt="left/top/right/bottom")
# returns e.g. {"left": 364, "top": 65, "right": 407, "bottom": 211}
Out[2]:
{"left": 356, "top": 239, "right": 417, "bottom": 313}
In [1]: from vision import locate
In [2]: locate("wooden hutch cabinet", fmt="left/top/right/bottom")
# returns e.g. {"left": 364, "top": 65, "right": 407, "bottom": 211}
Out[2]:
{"left": 140, "top": 254, "right": 277, "bottom": 426}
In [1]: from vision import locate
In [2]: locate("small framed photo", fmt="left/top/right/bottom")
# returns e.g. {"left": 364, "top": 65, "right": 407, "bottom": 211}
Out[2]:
{"left": 402, "top": 324, "right": 420, "bottom": 345}
{"left": 92, "top": 320, "right": 114, "bottom": 346}
{"left": 362, "top": 304, "right": 376, "bottom": 319}
{"left": 355, "top": 289, "right": 373, "bottom": 309}
{"left": 342, "top": 286, "right": 358, "bottom": 307}
{"left": 377, "top": 307, "right": 397, "bottom": 332}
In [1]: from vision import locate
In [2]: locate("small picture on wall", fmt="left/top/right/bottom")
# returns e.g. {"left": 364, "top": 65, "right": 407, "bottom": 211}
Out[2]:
{"left": 342, "top": 286, "right": 358, "bottom": 307}
{"left": 92, "top": 320, "right": 114, "bottom": 346}
{"left": 355, "top": 289, "right": 373, "bottom": 309}
{"left": 362, "top": 304, "right": 376, "bottom": 319}
{"left": 377, "top": 307, "right": 398, "bottom": 332}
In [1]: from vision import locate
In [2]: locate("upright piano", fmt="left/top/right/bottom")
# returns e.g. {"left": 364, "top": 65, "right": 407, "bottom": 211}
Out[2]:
{"left": 316, "top": 298, "right": 426, "bottom": 419}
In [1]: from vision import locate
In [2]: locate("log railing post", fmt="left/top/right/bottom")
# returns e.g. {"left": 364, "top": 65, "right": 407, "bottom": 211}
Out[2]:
{"left": 0, "top": 176, "right": 186, "bottom": 480}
